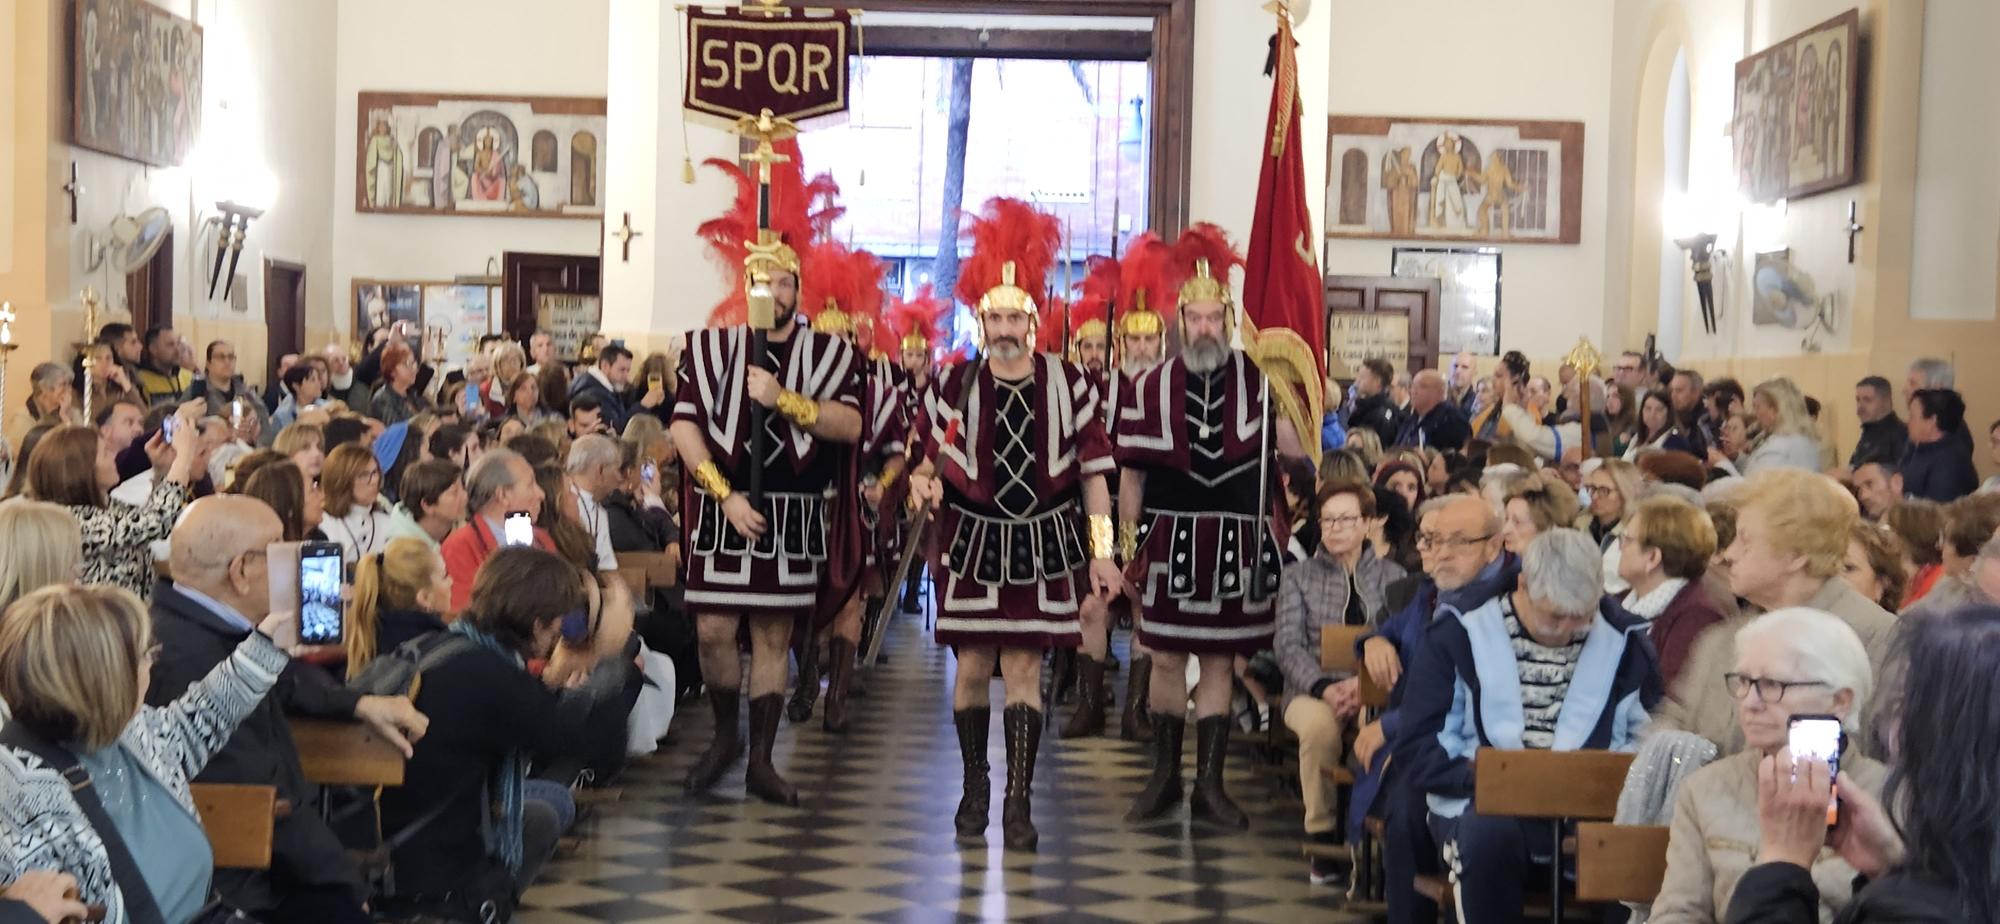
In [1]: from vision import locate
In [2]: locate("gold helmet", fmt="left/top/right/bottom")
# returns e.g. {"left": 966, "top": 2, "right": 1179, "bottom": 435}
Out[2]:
{"left": 1165, "top": 223, "right": 1244, "bottom": 342}
{"left": 956, "top": 198, "right": 1062, "bottom": 348}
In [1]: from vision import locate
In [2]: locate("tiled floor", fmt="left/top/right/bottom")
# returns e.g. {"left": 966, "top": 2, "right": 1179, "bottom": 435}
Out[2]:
{"left": 519, "top": 610, "right": 1370, "bottom": 923}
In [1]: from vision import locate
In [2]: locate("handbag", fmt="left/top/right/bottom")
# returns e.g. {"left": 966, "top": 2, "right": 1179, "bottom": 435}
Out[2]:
{"left": 0, "top": 723, "right": 168, "bottom": 924}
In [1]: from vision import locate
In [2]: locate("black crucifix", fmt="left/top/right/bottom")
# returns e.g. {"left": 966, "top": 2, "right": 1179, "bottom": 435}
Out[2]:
{"left": 1845, "top": 201, "right": 1864, "bottom": 264}
{"left": 62, "top": 162, "right": 82, "bottom": 225}
{"left": 611, "top": 212, "right": 644, "bottom": 262}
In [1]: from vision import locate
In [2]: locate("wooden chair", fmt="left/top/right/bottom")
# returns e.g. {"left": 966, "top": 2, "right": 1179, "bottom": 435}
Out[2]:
{"left": 1472, "top": 747, "right": 1637, "bottom": 922}
{"left": 1575, "top": 822, "right": 1671, "bottom": 903}
{"left": 1311, "top": 625, "right": 1379, "bottom": 892}
{"left": 291, "top": 718, "right": 406, "bottom": 788}
{"left": 190, "top": 783, "right": 283, "bottom": 870}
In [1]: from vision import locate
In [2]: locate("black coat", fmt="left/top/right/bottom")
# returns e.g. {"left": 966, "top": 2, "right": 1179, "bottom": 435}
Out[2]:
{"left": 375, "top": 606, "right": 447, "bottom": 657}
{"left": 145, "top": 582, "right": 367, "bottom": 909}
{"left": 1725, "top": 862, "right": 1964, "bottom": 923}
{"left": 567, "top": 370, "right": 631, "bottom": 433}
{"left": 1899, "top": 438, "right": 1980, "bottom": 503}
{"left": 1851, "top": 414, "right": 1910, "bottom": 469}
{"left": 604, "top": 490, "right": 677, "bottom": 553}
{"left": 377, "top": 643, "right": 592, "bottom": 896}
{"left": 1395, "top": 402, "right": 1472, "bottom": 452}
{"left": 1347, "top": 391, "right": 1406, "bottom": 448}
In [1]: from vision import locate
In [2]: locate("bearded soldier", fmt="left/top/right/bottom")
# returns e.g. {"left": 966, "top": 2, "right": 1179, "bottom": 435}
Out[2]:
{"left": 907, "top": 198, "right": 1122, "bottom": 852}
{"left": 1118, "top": 224, "right": 1306, "bottom": 828}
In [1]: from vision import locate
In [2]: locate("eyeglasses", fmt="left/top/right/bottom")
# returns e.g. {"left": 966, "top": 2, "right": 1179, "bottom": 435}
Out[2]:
{"left": 1586, "top": 482, "right": 1619, "bottom": 495}
{"left": 1415, "top": 532, "right": 1494, "bottom": 550}
{"left": 1724, "top": 673, "right": 1830, "bottom": 703}
{"left": 1319, "top": 514, "right": 1364, "bottom": 531}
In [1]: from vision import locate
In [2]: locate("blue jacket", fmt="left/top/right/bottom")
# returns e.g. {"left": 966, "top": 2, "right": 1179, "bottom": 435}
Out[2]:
{"left": 568, "top": 369, "right": 631, "bottom": 433}
{"left": 1397, "top": 590, "right": 1662, "bottom": 819}
{"left": 1320, "top": 413, "right": 1347, "bottom": 452}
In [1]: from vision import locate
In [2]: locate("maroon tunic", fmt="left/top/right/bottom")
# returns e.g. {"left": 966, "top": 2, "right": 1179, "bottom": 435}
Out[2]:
{"left": 674, "top": 325, "right": 862, "bottom": 617}
{"left": 915, "top": 354, "right": 1113, "bottom": 649}
{"left": 1116, "top": 352, "right": 1282, "bottom": 655}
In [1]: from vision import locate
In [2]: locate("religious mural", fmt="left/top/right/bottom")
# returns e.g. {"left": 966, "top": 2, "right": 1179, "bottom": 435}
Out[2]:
{"left": 73, "top": 0, "right": 204, "bottom": 167}
{"left": 354, "top": 92, "right": 607, "bottom": 219}
{"left": 1325, "top": 116, "right": 1584, "bottom": 245}
{"left": 1732, "top": 9, "right": 1858, "bottom": 204}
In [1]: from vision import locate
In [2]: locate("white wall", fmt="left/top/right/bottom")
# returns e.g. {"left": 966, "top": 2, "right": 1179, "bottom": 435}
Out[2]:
{"left": 1908, "top": 0, "right": 1998, "bottom": 321}
{"left": 331, "top": 0, "right": 609, "bottom": 339}
{"left": 1318, "top": 0, "right": 1616, "bottom": 361}
{"left": 1188, "top": 0, "right": 1285, "bottom": 277}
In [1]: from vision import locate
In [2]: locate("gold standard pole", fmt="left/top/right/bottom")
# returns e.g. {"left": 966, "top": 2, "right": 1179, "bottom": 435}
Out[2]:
{"left": 736, "top": 109, "right": 799, "bottom": 508}
{"left": 80, "top": 288, "right": 100, "bottom": 421}
{"left": 1565, "top": 338, "right": 1604, "bottom": 459}
{"left": 0, "top": 302, "right": 17, "bottom": 422}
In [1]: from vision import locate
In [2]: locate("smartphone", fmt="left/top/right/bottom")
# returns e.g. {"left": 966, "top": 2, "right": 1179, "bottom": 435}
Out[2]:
{"left": 641, "top": 461, "right": 659, "bottom": 485}
{"left": 230, "top": 398, "right": 244, "bottom": 429}
{"left": 1788, "top": 714, "right": 1845, "bottom": 826}
{"left": 161, "top": 415, "right": 179, "bottom": 442}
{"left": 648, "top": 373, "right": 665, "bottom": 393}
{"left": 503, "top": 511, "right": 534, "bottom": 547}
{"left": 296, "top": 542, "right": 346, "bottom": 646}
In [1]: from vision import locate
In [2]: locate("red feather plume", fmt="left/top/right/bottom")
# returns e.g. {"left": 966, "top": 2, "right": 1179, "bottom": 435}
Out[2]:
{"left": 798, "top": 241, "right": 885, "bottom": 332}
{"left": 1163, "top": 222, "right": 1245, "bottom": 304}
{"left": 695, "top": 137, "right": 844, "bottom": 326}
{"left": 1071, "top": 255, "right": 1120, "bottom": 327}
{"left": 1036, "top": 296, "right": 1070, "bottom": 354}
{"left": 954, "top": 197, "right": 1061, "bottom": 312}
{"left": 1116, "top": 232, "right": 1175, "bottom": 327}
{"left": 881, "top": 284, "right": 949, "bottom": 356}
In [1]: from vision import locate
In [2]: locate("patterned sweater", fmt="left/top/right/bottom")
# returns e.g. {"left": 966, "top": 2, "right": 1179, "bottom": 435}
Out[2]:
{"left": 72, "top": 477, "right": 191, "bottom": 602}
{"left": 0, "top": 633, "right": 289, "bottom": 924}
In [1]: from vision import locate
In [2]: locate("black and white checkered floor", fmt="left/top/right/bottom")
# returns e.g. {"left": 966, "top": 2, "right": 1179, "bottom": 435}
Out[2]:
{"left": 518, "top": 612, "right": 1368, "bottom": 923}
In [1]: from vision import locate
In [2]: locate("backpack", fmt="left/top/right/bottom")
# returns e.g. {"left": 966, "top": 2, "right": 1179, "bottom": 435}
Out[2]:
{"left": 347, "top": 631, "right": 476, "bottom": 698}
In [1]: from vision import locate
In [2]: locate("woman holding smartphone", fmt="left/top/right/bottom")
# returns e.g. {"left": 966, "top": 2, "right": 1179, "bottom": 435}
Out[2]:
{"left": 1649, "top": 608, "right": 1885, "bottom": 923}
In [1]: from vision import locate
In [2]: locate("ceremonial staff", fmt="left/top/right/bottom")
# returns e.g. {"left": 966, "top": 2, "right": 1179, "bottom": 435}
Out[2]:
{"left": 737, "top": 109, "right": 799, "bottom": 509}
{"left": 79, "top": 288, "right": 100, "bottom": 421}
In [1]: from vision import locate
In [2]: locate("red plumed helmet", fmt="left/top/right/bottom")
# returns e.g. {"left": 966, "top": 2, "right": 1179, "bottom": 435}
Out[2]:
{"left": 695, "top": 137, "right": 844, "bottom": 326}
{"left": 1072, "top": 254, "right": 1120, "bottom": 325}
{"left": 882, "top": 284, "right": 949, "bottom": 357}
{"left": 954, "top": 197, "right": 1062, "bottom": 316}
{"left": 798, "top": 241, "right": 885, "bottom": 339}
{"left": 1165, "top": 222, "right": 1244, "bottom": 311}
{"left": 1115, "top": 233, "right": 1175, "bottom": 337}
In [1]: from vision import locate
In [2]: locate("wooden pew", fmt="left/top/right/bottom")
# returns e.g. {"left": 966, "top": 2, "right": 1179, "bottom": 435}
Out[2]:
{"left": 190, "top": 783, "right": 282, "bottom": 870}
{"left": 1575, "top": 822, "right": 1672, "bottom": 903}
{"left": 1471, "top": 747, "right": 1638, "bottom": 922}
{"left": 615, "top": 550, "right": 677, "bottom": 593}
{"left": 291, "top": 718, "right": 405, "bottom": 787}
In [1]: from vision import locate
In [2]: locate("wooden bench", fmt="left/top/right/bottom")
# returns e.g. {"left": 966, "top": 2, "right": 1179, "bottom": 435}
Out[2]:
{"left": 615, "top": 550, "right": 678, "bottom": 597}
{"left": 291, "top": 718, "right": 406, "bottom": 788}
{"left": 1575, "top": 822, "right": 1671, "bottom": 903}
{"left": 190, "top": 783, "right": 284, "bottom": 870}
{"left": 1470, "top": 747, "right": 1638, "bottom": 922}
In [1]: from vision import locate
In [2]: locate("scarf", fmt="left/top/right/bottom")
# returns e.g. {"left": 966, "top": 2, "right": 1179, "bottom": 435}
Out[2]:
{"left": 1621, "top": 577, "right": 1687, "bottom": 621}
{"left": 446, "top": 619, "right": 530, "bottom": 874}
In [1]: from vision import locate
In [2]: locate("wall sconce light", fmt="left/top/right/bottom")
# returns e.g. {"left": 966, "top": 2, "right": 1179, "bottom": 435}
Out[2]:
{"left": 206, "top": 201, "right": 264, "bottom": 302}
{"left": 1674, "top": 233, "right": 1719, "bottom": 335}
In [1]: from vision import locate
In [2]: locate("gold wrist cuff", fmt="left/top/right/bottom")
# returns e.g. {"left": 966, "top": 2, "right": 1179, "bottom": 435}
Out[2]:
{"left": 877, "top": 467, "right": 900, "bottom": 491}
{"left": 1089, "top": 514, "right": 1116, "bottom": 561}
{"left": 693, "top": 460, "right": 734, "bottom": 502}
{"left": 1119, "top": 522, "right": 1139, "bottom": 562}
{"left": 776, "top": 389, "right": 820, "bottom": 429}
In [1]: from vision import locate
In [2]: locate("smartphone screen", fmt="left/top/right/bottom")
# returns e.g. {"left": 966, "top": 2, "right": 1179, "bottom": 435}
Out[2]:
{"left": 503, "top": 511, "right": 534, "bottom": 547}
{"left": 648, "top": 374, "right": 665, "bottom": 392}
{"left": 161, "top": 415, "right": 179, "bottom": 442}
{"left": 230, "top": 399, "right": 244, "bottom": 429}
{"left": 642, "top": 462, "right": 658, "bottom": 485}
{"left": 297, "top": 542, "right": 346, "bottom": 646}
{"left": 1788, "top": 715, "right": 1845, "bottom": 825}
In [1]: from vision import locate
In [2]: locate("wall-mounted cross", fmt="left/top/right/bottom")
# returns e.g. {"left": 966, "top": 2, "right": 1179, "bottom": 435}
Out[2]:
{"left": 62, "top": 162, "right": 83, "bottom": 225}
{"left": 1845, "top": 201, "right": 1864, "bottom": 264}
{"left": 611, "top": 212, "right": 644, "bottom": 263}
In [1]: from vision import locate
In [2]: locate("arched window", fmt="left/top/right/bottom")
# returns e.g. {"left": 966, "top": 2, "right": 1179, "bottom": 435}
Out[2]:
{"left": 532, "top": 130, "right": 558, "bottom": 172}
{"left": 1338, "top": 148, "right": 1368, "bottom": 225}
{"left": 570, "top": 132, "right": 598, "bottom": 207}
{"left": 416, "top": 128, "right": 442, "bottom": 169}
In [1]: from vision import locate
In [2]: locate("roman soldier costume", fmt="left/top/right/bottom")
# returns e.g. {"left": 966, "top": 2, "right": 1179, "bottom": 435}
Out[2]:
{"left": 914, "top": 197, "right": 1116, "bottom": 851}
{"left": 675, "top": 145, "right": 862, "bottom": 805}
{"left": 1118, "top": 223, "right": 1284, "bottom": 829}
{"left": 785, "top": 241, "right": 902, "bottom": 732}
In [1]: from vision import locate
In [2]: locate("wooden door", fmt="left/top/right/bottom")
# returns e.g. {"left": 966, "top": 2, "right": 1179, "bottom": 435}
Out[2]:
{"left": 1324, "top": 274, "right": 1440, "bottom": 376}
{"left": 264, "top": 260, "right": 307, "bottom": 388}
{"left": 126, "top": 229, "right": 174, "bottom": 334}
{"left": 502, "top": 252, "right": 600, "bottom": 341}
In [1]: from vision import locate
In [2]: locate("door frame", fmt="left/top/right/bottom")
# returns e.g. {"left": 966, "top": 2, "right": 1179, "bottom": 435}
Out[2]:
{"left": 263, "top": 258, "right": 308, "bottom": 389}
{"left": 806, "top": 0, "right": 1195, "bottom": 235}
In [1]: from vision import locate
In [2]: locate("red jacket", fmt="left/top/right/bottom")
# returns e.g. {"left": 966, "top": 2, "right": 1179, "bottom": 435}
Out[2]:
{"left": 1650, "top": 578, "right": 1730, "bottom": 688}
{"left": 440, "top": 515, "right": 555, "bottom": 614}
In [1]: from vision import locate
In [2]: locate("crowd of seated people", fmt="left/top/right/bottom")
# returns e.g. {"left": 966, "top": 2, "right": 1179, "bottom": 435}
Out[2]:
{"left": 0, "top": 327, "right": 691, "bottom": 923}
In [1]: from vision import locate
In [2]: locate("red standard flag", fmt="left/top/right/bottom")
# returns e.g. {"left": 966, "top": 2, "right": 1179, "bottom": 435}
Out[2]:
{"left": 1241, "top": 4, "right": 1325, "bottom": 462}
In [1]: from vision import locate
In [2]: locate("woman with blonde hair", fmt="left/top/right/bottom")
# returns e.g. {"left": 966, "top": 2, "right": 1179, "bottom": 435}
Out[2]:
{"left": 1739, "top": 377, "right": 1822, "bottom": 474}
{"left": 0, "top": 501, "right": 81, "bottom": 611}
{"left": 345, "top": 537, "right": 453, "bottom": 679}
{"left": 273, "top": 422, "right": 326, "bottom": 478}
{"left": 1344, "top": 428, "right": 1384, "bottom": 472}
{"left": 0, "top": 583, "right": 293, "bottom": 924}
{"left": 1497, "top": 470, "right": 1580, "bottom": 556}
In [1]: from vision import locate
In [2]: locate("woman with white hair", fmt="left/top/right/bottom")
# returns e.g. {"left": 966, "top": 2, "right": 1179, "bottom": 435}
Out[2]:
{"left": 24, "top": 362, "right": 79, "bottom": 426}
{"left": 1649, "top": 607, "right": 1885, "bottom": 923}
{"left": 1400, "top": 528, "right": 1660, "bottom": 917}
{"left": 1739, "top": 378, "right": 1822, "bottom": 474}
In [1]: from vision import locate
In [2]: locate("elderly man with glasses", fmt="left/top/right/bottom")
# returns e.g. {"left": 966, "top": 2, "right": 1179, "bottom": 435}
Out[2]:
{"left": 1399, "top": 528, "right": 1661, "bottom": 921}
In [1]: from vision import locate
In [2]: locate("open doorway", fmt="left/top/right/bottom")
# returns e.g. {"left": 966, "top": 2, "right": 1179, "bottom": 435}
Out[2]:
{"left": 264, "top": 260, "right": 307, "bottom": 389}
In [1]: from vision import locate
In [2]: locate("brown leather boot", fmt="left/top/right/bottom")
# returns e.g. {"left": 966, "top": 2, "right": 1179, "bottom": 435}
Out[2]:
{"left": 953, "top": 707, "right": 991, "bottom": 841}
{"left": 1125, "top": 711, "right": 1185, "bottom": 822}
{"left": 745, "top": 694, "right": 799, "bottom": 807}
{"left": 1120, "top": 655, "right": 1154, "bottom": 742}
{"left": 1060, "top": 656, "right": 1107, "bottom": 738}
{"left": 682, "top": 688, "right": 743, "bottom": 794}
{"left": 1001, "top": 704, "right": 1042, "bottom": 851}
{"left": 1188, "top": 715, "right": 1247, "bottom": 829}
{"left": 822, "top": 638, "right": 856, "bottom": 733}
{"left": 786, "top": 635, "right": 820, "bottom": 723}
